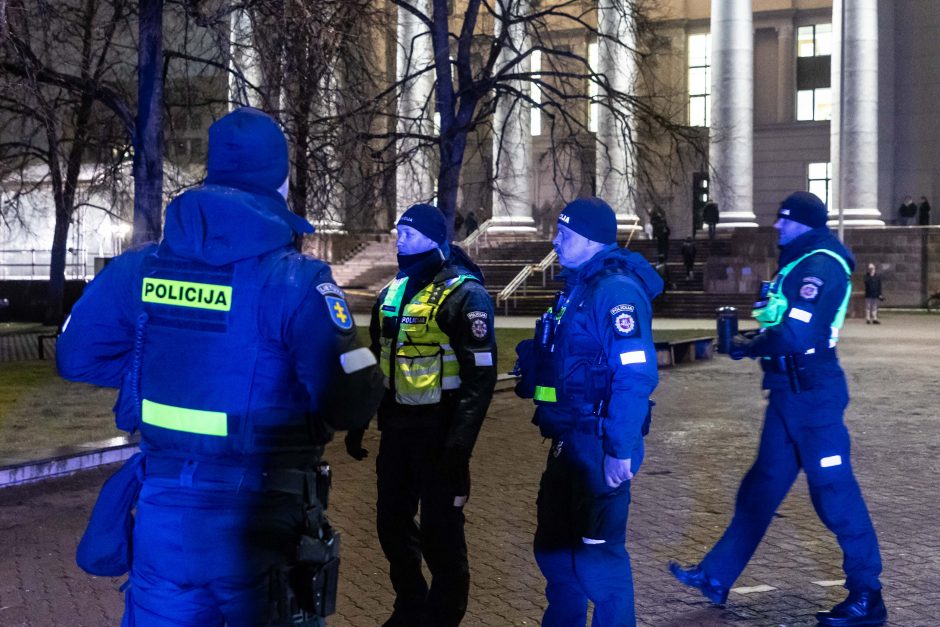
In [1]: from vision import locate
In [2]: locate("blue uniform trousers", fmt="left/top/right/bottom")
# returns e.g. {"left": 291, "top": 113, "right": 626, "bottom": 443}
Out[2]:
{"left": 534, "top": 429, "right": 637, "bottom": 627}
{"left": 700, "top": 380, "right": 882, "bottom": 593}
{"left": 123, "top": 462, "right": 311, "bottom": 627}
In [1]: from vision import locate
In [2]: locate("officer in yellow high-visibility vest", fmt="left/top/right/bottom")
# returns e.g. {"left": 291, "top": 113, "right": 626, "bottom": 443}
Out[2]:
{"left": 344, "top": 204, "right": 497, "bottom": 627}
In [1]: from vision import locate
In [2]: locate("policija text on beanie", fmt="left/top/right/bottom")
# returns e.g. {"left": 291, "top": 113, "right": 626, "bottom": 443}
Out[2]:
{"left": 558, "top": 197, "right": 618, "bottom": 244}
{"left": 397, "top": 203, "right": 448, "bottom": 247}
{"left": 777, "top": 191, "right": 829, "bottom": 228}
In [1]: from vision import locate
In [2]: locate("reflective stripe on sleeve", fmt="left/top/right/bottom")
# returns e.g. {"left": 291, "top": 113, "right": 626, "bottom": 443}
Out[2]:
{"left": 340, "top": 347, "right": 377, "bottom": 374}
{"left": 142, "top": 399, "right": 227, "bottom": 437}
{"left": 473, "top": 351, "right": 494, "bottom": 367}
{"left": 442, "top": 376, "right": 461, "bottom": 390}
{"left": 788, "top": 308, "right": 813, "bottom": 323}
{"left": 534, "top": 386, "right": 557, "bottom": 402}
{"left": 620, "top": 350, "right": 647, "bottom": 365}
{"left": 820, "top": 455, "right": 842, "bottom": 468}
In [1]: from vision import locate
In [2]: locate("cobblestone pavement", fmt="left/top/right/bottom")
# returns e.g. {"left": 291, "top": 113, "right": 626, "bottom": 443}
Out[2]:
{"left": 1, "top": 314, "right": 937, "bottom": 626}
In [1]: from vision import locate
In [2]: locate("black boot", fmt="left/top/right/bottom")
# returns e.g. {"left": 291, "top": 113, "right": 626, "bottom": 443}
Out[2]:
{"left": 816, "top": 589, "right": 887, "bottom": 626}
{"left": 667, "top": 561, "right": 729, "bottom": 605}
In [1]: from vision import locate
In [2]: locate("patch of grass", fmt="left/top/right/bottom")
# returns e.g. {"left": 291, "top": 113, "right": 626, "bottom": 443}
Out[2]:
{"left": 0, "top": 361, "right": 117, "bottom": 460}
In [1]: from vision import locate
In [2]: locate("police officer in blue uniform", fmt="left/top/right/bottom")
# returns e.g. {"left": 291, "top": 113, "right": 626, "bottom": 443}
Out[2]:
{"left": 344, "top": 204, "right": 497, "bottom": 627}
{"left": 669, "top": 192, "right": 886, "bottom": 627}
{"left": 58, "top": 107, "right": 382, "bottom": 626}
{"left": 516, "top": 197, "right": 663, "bottom": 626}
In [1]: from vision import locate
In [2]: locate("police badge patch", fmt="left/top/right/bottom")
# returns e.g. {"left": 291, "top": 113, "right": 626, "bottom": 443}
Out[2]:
{"left": 610, "top": 304, "right": 639, "bottom": 337}
{"left": 470, "top": 318, "right": 489, "bottom": 340}
{"left": 324, "top": 296, "right": 353, "bottom": 331}
{"left": 799, "top": 282, "right": 819, "bottom": 300}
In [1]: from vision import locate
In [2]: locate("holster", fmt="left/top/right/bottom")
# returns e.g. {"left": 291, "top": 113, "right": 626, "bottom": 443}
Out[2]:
{"left": 271, "top": 462, "right": 341, "bottom": 622}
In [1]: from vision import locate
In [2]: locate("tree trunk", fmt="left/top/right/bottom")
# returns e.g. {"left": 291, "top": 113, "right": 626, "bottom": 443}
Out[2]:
{"left": 133, "top": 0, "right": 164, "bottom": 245}
{"left": 45, "top": 212, "right": 70, "bottom": 325}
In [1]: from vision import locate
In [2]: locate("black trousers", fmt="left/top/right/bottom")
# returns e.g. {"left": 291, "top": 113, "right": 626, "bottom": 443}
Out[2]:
{"left": 376, "top": 427, "right": 469, "bottom": 627}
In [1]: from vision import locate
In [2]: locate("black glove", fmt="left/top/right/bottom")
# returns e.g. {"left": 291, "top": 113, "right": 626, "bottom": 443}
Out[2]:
{"left": 439, "top": 448, "right": 471, "bottom": 498}
{"left": 513, "top": 339, "right": 536, "bottom": 399}
{"left": 344, "top": 428, "right": 368, "bottom": 461}
{"left": 729, "top": 334, "right": 754, "bottom": 361}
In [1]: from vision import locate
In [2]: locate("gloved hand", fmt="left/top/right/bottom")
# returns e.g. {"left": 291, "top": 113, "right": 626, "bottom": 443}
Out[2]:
{"left": 603, "top": 455, "right": 633, "bottom": 488}
{"left": 439, "top": 448, "right": 471, "bottom": 503}
{"left": 513, "top": 339, "right": 536, "bottom": 399}
{"left": 729, "top": 333, "right": 754, "bottom": 361}
{"left": 344, "top": 428, "right": 368, "bottom": 461}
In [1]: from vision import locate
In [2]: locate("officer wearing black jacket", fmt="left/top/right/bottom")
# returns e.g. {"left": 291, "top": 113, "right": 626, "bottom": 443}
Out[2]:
{"left": 345, "top": 204, "right": 497, "bottom": 627}
{"left": 670, "top": 192, "right": 886, "bottom": 627}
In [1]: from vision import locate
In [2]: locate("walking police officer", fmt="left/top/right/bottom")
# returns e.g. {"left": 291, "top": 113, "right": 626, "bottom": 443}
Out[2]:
{"left": 669, "top": 192, "right": 886, "bottom": 626}
{"left": 58, "top": 107, "right": 382, "bottom": 626}
{"left": 344, "top": 204, "right": 497, "bottom": 626}
{"left": 516, "top": 197, "right": 663, "bottom": 626}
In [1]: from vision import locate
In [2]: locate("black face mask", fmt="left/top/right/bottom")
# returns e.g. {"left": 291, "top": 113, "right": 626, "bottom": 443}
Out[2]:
{"left": 397, "top": 247, "right": 444, "bottom": 278}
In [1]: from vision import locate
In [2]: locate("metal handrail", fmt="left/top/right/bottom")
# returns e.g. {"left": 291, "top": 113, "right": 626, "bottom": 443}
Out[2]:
{"left": 496, "top": 247, "right": 559, "bottom": 314}
{"left": 455, "top": 218, "right": 492, "bottom": 254}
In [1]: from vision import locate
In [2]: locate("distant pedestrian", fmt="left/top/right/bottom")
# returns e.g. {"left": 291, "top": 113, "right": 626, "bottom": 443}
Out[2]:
{"left": 681, "top": 237, "right": 696, "bottom": 279}
{"left": 898, "top": 196, "right": 917, "bottom": 226}
{"left": 917, "top": 196, "right": 931, "bottom": 226}
{"left": 454, "top": 211, "right": 465, "bottom": 236}
{"left": 864, "top": 264, "right": 883, "bottom": 324}
{"left": 703, "top": 201, "right": 719, "bottom": 241}
{"left": 655, "top": 220, "right": 671, "bottom": 261}
{"left": 464, "top": 211, "right": 479, "bottom": 238}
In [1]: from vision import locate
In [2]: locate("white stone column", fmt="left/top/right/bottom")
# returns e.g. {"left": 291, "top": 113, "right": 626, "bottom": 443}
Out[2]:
{"left": 709, "top": 0, "right": 757, "bottom": 227}
{"left": 490, "top": 1, "right": 536, "bottom": 234}
{"left": 228, "top": 9, "right": 262, "bottom": 108}
{"left": 312, "top": 68, "right": 346, "bottom": 233}
{"left": 595, "top": 1, "right": 640, "bottom": 232}
{"left": 830, "top": 0, "right": 882, "bottom": 227}
{"left": 776, "top": 21, "right": 795, "bottom": 124}
{"left": 396, "top": 0, "right": 436, "bottom": 217}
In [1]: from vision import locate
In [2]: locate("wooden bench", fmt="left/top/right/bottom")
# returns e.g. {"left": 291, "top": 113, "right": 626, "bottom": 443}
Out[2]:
{"left": 654, "top": 336, "right": 715, "bottom": 368}
{"left": 37, "top": 332, "right": 59, "bottom": 360}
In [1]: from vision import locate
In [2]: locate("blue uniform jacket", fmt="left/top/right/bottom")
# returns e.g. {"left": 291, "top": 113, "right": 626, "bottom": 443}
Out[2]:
{"left": 538, "top": 244, "right": 663, "bottom": 460}
{"left": 57, "top": 184, "right": 380, "bottom": 461}
{"left": 747, "top": 228, "right": 855, "bottom": 388}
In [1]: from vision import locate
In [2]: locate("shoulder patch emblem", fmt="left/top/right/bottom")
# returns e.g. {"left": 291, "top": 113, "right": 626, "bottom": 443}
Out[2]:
{"left": 802, "top": 276, "right": 824, "bottom": 287}
{"left": 316, "top": 283, "right": 345, "bottom": 298}
{"left": 324, "top": 295, "right": 353, "bottom": 331}
{"left": 610, "top": 304, "right": 639, "bottom": 337}
{"left": 799, "top": 283, "right": 819, "bottom": 300}
{"left": 470, "top": 318, "right": 489, "bottom": 340}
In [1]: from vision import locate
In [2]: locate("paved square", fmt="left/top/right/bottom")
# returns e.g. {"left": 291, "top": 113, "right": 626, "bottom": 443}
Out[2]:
{"left": 0, "top": 314, "right": 936, "bottom": 626}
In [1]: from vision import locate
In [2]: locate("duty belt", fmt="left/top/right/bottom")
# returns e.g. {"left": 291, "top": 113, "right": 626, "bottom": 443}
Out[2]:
{"left": 761, "top": 347, "right": 837, "bottom": 374}
{"left": 143, "top": 456, "right": 311, "bottom": 495}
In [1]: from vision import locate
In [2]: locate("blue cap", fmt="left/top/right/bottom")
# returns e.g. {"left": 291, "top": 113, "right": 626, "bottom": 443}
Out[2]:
{"left": 397, "top": 203, "right": 448, "bottom": 246}
{"left": 778, "top": 191, "right": 828, "bottom": 228}
{"left": 206, "top": 107, "right": 313, "bottom": 234}
{"left": 558, "top": 197, "right": 618, "bottom": 244}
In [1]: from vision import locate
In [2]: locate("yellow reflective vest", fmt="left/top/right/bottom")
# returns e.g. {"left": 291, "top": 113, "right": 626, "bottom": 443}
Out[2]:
{"left": 379, "top": 274, "right": 474, "bottom": 405}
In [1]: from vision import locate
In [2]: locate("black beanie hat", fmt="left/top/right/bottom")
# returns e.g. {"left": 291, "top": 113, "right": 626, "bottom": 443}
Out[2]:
{"left": 397, "top": 203, "right": 448, "bottom": 246}
{"left": 206, "top": 107, "right": 288, "bottom": 193}
{"left": 778, "top": 191, "right": 828, "bottom": 228}
{"left": 558, "top": 197, "right": 618, "bottom": 244}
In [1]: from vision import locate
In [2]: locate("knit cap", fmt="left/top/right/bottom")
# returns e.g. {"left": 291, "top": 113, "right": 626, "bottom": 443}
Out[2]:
{"left": 205, "top": 107, "right": 313, "bottom": 234}
{"left": 397, "top": 204, "right": 448, "bottom": 246}
{"left": 777, "top": 191, "right": 828, "bottom": 228}
{"left": 557, "top": 197, "right": 618, "bottom": 244}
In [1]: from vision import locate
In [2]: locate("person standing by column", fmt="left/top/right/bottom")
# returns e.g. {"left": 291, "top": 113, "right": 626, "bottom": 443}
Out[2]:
{"left": 703, "top": 201, "right": 719, "bottom": 241}
{"left": 345, "top": 204, "right": 497, "bottom": 627}
{"left": 864, "top": 263, "right": 883, "bottom": 324}
{"left": 917, "top": 196, "right": 931, "bottom": 226}
{"left": 516, "top": 197, "right": 663, "bottom": 626}
{"left": 669, "top": 191, "right": 886, "bottom": 627}
{"left": 897, "top": 195, "right": 917, "bottom": 225}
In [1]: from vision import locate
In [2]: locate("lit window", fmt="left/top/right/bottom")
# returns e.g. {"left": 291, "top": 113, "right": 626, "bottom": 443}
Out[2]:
{"left": 688, "top": 33, "right": 711, "bottom": 127}
{"left": 796, "top": 24, "right": 832, "bottom": 121}
{"left": 807, "top": 162, "right": 832, "bottom": 209}
{"left": 588, "top": 42, "right": 600, "bottom": 133}
{"left": 531, "top": 50, "right": 541, "bottom": 136}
